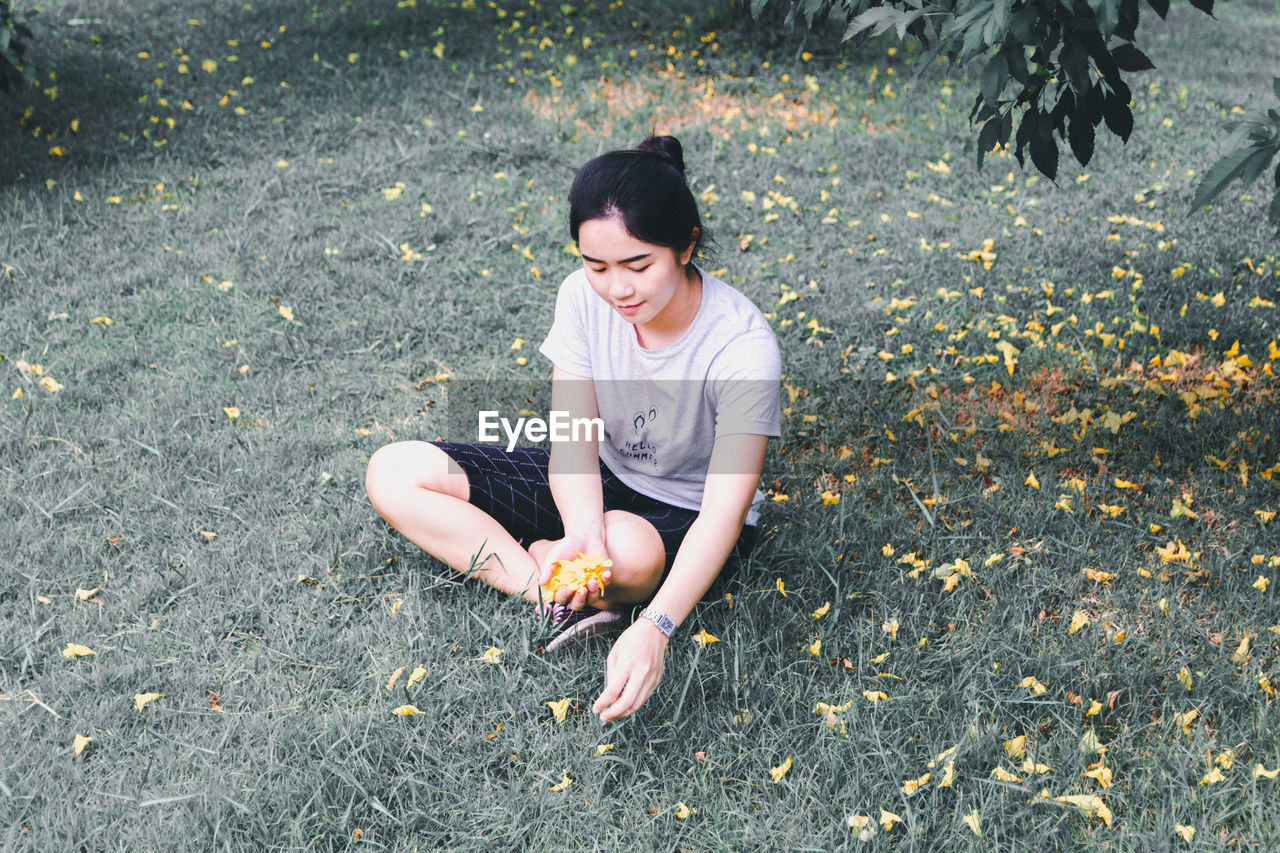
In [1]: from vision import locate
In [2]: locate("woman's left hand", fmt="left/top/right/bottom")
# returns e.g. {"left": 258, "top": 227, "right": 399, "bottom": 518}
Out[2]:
{"left": 592, "top": 620, "right": 668, "bottom": 722}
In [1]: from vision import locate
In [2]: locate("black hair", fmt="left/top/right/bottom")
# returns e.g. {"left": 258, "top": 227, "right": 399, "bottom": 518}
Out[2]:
{"left": 568, "top": 135, "right": 706, "bottom": 261}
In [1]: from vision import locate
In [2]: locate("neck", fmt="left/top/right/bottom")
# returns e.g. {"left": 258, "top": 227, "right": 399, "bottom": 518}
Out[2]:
{"left": 636, "top": 264, "right": 702, "bottom": 348}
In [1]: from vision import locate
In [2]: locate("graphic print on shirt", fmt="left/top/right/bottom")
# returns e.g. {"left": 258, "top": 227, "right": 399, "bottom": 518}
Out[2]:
{"left": 620, "top": 405, "right": 659, "bottom": 469}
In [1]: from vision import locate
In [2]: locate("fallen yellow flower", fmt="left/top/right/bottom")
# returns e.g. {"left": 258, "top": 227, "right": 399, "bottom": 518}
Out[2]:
{"left": 1053, "top": 794, "right": 1113, "bottom": 827}
{"left": 62, "top": 643, "right": 96, "bottom": 658}
{"left": 546, "top": 698, "right": 571, "bottom": 723}
{"left": 134, "top": 692, "right": 164, "bottom": 710}
{"left": 900, "top": 773, "right": 930, "bottom": 795}
{"left": 770, "top": 754, "right": 793, "bottom": 783}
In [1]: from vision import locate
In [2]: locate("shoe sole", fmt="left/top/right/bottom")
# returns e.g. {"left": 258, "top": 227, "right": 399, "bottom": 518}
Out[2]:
{"left": 544, "top": 609, "right": 623, "bottom": 652}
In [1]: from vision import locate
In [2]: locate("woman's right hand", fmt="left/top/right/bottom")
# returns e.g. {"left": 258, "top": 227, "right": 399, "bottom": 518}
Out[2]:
{"left": 538, "top": 531, "right": 611, "bottom": 610}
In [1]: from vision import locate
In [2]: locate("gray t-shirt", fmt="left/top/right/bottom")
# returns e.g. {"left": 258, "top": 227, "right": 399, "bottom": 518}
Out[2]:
{"left": 539, "top": 266, "right": 782, "bottom": 525}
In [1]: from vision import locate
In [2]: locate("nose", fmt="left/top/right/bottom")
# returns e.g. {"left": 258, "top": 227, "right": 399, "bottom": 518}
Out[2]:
{"left": 608, "top": 274, "right": 634, "bottom": 302}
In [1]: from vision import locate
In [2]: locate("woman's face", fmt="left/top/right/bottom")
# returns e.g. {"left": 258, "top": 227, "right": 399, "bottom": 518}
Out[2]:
{"left": 577, "top": 215, "right": 695, "bottom": 328}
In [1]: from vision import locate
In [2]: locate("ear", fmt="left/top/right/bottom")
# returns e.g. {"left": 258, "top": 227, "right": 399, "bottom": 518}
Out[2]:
{"left": 679, "top": 227, "right": 700, "bottom": 266}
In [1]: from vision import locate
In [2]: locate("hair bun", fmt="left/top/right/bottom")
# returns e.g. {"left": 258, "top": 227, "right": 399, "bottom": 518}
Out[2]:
{"left": 638, "top": 135, "right": 685, "bottom": 176}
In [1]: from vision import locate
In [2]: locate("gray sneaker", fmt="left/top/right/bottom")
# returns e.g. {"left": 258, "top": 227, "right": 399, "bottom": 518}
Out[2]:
{"left": 544, "top": 604, "right": 623, "bottom": 653}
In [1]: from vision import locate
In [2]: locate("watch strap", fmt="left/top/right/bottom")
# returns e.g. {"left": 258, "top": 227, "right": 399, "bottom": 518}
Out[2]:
{"left": 637, "top": 607, "right": 676, "bottom": 638}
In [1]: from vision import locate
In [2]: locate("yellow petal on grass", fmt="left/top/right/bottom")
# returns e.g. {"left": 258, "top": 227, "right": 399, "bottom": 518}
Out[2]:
{"left": 812, "top": 601, "right": 831, "bottom": 619}
{"left": 991, "top": 766, "right": 1023, "bottom": 782}
{"left": 809, "top": 638, "right": 822, "bottom": 656}
{"left": 1086, "top": 699, "right": 1104, "bottom": 717}
{"left": 869, "top": 651, "right": 890, "bottom": 664}
{"left": 995, "top": 340, "right": 1019, "bottom": 375}
{"left": 1025, "top": 471, "right": 1041, "bottom": 489}
{"left": 937, "top": 760, "right": 956, "bottom": 787}
{"left": 879, "top": 809, "right": 902, "bottom": 831}
{"left": 1175, "top": 709, "right": 1199, "bottom": 733}
{"left": 548, "top": 770, "right": 573, "bottom": 792}
{"left": 882, "top": 618, "right": 899, "bottom": 641}
{"left": 1053, "top": 794, "right": 1113, "bottom": 827}
{"left": 770, "top": 754, "right": 793, "bottom": 783}
{"left": 277, "top": 304, "right": 300, "bottom": 324}
{"left": 862, "top": 690, "right": 889, "bottom": 703}
{"left": 1081, "top": 762, "right": 1113, "bottom": 788}
{"left": 74, "top": 587, "right": 102, "bottom": 601}
{"left": 546, "top": 698, "right": 571, "bottom": 723}
{"left": 1230, "top": 635, "right": 1251, "bottom": 665}
{"left": 1200, "top": 767, "right": 1226, "bottom": 785}
{"left": 776, "top": 578, "right": 788, "bottom": 597}
{"left": 39, "top": 376, "right": 64, "bottom": 393}
{"left": 72, "top": 734, "right": 92, "bottom": 757}
{"left": 482, "top": 647, "right": 505, "bottom": 664}
{"left": 381, "top": 182, "right": 406, "bottom": 200}
{"left": 1253, "top": 764, "right": 1279, "bottom": 779}
{"left": 133, "top": 692, "right": 164, "bottom": 710}
{"left": 405, "top": 666, "right": 427, "bottom": 690}
{"left": 1083, "top": 569, "right": 1114, "bottom": 584}
{"left": 692, "top": 629, "right": 719, "bottom": 647}
{"left": 1174, "top": 824, "right": 1195, "bottom": 842}
{"left": 90, "top": 315, "right": 113, "bottom": 325}
{"left": 62, "top": 643, "right": 96, "bottom": 658}
{"left": 386, "top": 666, "right": 406, "bottom": 691}
{"left": 391, "top": 704, "right": 424, "bottom": 716}
{"left": 1004, "top": 735, "right": 1027, "bottom": 759}
{"left": 1177, "top": 666, "right": 1193, "bottom": 691}
{"left": 223, "top": 406, "right": 241, "bottom": 420}
{"left": 674, "top": 801, "right": 694, "bottom": 819}
{"left": 594, "top": 743, "right": 614, "bottom": 757}
{"left": 1020, "top": 676, "right": 1047, "bottom": 695}
{"left": 1068, "top": 610, "right": 1091, "bottom": 635}
{"left": 900, "top": 772, "right": 930, "bottom": 795}
{"left": 963, "top": 809, "right": 982, "bottom": 836}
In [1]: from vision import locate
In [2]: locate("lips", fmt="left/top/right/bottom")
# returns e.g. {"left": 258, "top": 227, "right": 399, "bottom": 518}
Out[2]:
{"left": 616, "top": 302, "right": 643, "bottom": 315}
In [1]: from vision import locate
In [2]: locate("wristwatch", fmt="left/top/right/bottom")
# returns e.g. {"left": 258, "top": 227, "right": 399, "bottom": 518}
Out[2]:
{"left": 637, "top": 607, "right": 676, "bottom": 638}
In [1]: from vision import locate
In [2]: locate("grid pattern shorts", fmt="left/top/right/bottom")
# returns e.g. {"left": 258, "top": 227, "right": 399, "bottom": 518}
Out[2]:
{"left": 430, "top": 441, "right": 755, "bottom": 581}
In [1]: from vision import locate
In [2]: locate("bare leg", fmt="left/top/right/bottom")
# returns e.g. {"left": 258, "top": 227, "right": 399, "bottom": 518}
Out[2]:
{"left": 365, "top": 441, "right": 544, "bottom": 600}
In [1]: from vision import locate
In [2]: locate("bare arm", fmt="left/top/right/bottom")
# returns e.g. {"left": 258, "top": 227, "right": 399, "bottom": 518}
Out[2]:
{"left": 541, "top": 366, "right": 610, "bottom": 598}
{"left": 592, "top": 433, "right": 769, "bottom": 721}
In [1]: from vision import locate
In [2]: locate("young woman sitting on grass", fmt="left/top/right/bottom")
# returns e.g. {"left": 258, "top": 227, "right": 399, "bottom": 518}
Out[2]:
{"left": 364, "top": 135, "right": 781, "bottom": 722}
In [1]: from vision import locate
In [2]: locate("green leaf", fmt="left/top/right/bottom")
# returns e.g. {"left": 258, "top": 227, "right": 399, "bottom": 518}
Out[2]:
{"left": 1087, "top": 0, "right": 1120, "bottom": 37}
{"left": 1187, "top": 0, "right": 1214, "bottom": 14}
{"left": 1030, "top": 126, "right": 1059, "bottom": 180}
{"left": 980, "top": 53, "right": 1008, "bottom": 105}
{"left": 1190, "top": 146, "right": 1274, "bottom": 210}
{"left": 750, "top": 0, "right": 771, "bottom": 20}
{"left": 1069, "top": 112, "right": 1096, "bottom": 166}
{"left": 1273, "top": 77, "right": 1280, "bottom": 103}
{"left": 977, "top": 117, "right": 1001, "bottom": 168}
{"left": 1145, "top": 0, "right": 1169, "bottom": 18}
{"left": 1268, "top": 187, "right": 1280, "bottom": 228}
{"left": 1111, "top": 42, "right": 1154, "bottom": 72}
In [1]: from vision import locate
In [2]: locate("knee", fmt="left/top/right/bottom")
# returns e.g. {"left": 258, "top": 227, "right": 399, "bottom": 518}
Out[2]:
{"left": 365, "top": 442, "right": 412, "bottom": 514}
{"left": 603, "top": 511, "right": 665, "bottom": 597}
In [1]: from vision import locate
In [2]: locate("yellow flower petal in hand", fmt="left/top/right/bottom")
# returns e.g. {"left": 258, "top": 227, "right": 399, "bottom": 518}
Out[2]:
{"left": 770, "top": 754, "right": 792, "bottom": 783}
{"left": 391, "top": 704, "right": 423, "bottom": 716}
{"left": 406, "top": 666, "right": 427, "bottom": 690}
{"left": 482, "top": 647, "right": 504, "bottom": 664}
{"left": 545, "top": 551, "right": 612, "bottom": 595}
{"left": 692, "top": 629, "right": 719, "bottom": 647}
{"left": 548, "top": 770, "right": 573, "bottom": 792}
{"left": 963, "top": 809, "right": 982, "bottom": 836}
{"left": 62, "top": 643, "right": 96, "bottom": 658}
{"left": 546, "top": 698, "right": 571, "bottom": 723}
{"left": 73, "top": 734, "right": 92, "bottom": 757}
{"left": 134, "top": 692, "right": 164, "bottom": 710}
{"left": 1174, "top": 824, "right": 1195, "bottom": 842}
{"left": 879, "top": 809, "right": 902, "bottom": 831}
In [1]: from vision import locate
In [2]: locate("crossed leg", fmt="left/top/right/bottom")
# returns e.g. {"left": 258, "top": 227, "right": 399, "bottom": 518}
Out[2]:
{"left": 365, "top": 441, "right": 666, "bottom": 607}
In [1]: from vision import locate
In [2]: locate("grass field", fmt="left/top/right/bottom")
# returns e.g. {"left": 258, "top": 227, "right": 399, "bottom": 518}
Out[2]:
{"left": 2, "top": 0, "right": 1279, "bottom": 849}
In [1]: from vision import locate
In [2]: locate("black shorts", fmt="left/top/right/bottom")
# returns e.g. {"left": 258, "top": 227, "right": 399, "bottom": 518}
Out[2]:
{"left": 430, "top": 442, "right": 755, "bottom": 588}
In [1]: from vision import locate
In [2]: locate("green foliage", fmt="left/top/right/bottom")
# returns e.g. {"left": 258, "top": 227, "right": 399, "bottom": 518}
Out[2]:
{"left": 1191, "top": 79, "right": 1280, "bottom": 228}
{"left": 0, "top": 0, "right": 36, "bottom": 93}
{"left": 749, "top": 0, "right": 1280, "bottom": 226}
